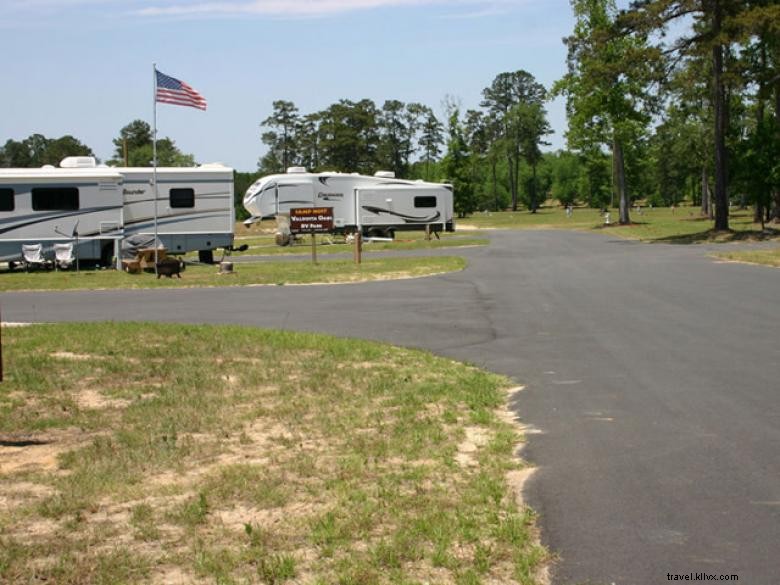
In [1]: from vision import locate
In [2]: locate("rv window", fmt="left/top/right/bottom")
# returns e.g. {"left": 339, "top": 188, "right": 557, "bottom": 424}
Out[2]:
{"left": 0, "top": 188, "right": 14, "bottom": 211}
{"left": 414, "top": 196, "right": 437, "bottom": 208}
{"left": 32, "top": 187, "right": 79, "bottom": 211}
{"left": 170, "top": 188, "right": 195, "bottom": 208}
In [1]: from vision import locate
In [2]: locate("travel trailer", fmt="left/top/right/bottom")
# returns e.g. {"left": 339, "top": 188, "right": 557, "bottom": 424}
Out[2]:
{"left": 0, "top": 157, "right": 235, "bottom": 265}
{"left": 0, "top": 163, "right": 124, "bottom": 264}
{"left": 243, "top": 168, "right": 454, "bottom": 239}
{"left": 115, "top": 163, "right": 234, "bottom": 263}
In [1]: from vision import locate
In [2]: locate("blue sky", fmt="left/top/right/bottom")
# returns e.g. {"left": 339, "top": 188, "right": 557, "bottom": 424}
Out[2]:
{"left": 1, "top": 0, "right": 578, "bottom": 172}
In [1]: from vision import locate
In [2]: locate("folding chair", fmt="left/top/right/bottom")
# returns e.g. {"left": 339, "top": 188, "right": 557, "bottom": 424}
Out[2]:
{"left": 53, "top": 242, "right": 75, "bottom": 270}
{"left": 21, "top": 243, "right": 52, "bottom": 271}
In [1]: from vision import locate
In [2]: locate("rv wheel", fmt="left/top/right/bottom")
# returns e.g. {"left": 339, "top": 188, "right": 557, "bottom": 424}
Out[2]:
{"left": 198, "top": 250, "right": 214, "bottom": 264}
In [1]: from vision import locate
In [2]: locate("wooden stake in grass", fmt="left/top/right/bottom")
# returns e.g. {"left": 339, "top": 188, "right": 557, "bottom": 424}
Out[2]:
{"left": 311, "top": 231, "right": 317, "bottom": 265}
{"left": 354, "top": 231, "right": 362, "bottom": 265}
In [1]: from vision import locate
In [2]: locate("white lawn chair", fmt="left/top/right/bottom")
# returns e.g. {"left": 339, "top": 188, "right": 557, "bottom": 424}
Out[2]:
{"left": 54, "top": 242, "right": 75, "bottom": 270}
{"left": 21, "top": 244, "right": 52, "bottom": 271}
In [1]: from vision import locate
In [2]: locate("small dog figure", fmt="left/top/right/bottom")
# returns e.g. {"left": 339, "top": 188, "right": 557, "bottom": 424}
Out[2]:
{"left": 156, "top": 257, "right": 185, "bottom": 278}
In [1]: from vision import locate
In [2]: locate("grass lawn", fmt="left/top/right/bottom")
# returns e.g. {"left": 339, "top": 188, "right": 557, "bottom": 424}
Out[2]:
{"left": 229, "top": 223, "right": 487, "bottom": 257}
{"left": 0, "top": 256, "right": 465, "bottom": 292}
{"left": 712, "top": 247, "right": 780, "bottom": 268}
{"left": 461, "top": 206, "right": 779, "bottom": 243}
{"left": 0, "top": 323, "right": 547, "bottom": 584}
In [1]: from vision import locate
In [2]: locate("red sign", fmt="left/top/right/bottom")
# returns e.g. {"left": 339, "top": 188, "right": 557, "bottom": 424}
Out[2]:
{"left": 290, "top": 207, "right": 334, "bottom": 234}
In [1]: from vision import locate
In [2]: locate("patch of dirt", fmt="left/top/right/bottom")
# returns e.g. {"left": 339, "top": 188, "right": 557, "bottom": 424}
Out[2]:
{"left": 11, "top": 518, "right": 63, "bottom": 543}
{"left": 0, "top": 428, "right": 93, "bottom": 476}
{"left": 216, "top": 501, "right": 324, "bottom": 532}
{"left": 455, "top": 426, "right": 492, "bottom": 468}
{"left": 50, "top": 351, "right": 104, "bottom": 361}
{"left": 150, "top": 566, "right": 204, "bottom": 585}
{"left": 455, "top": 223, "right": 489, "bottom": 230}
{"left": 73, "top": 388, "right": 131, "bottom": 410}
{"left": 0, "top": 481, "right": 57, "bottom": 520}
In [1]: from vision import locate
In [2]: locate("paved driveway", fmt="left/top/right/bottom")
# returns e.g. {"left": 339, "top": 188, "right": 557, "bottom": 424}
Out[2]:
{"left": 2, "top": 230, "right": 778, "bottom": 585}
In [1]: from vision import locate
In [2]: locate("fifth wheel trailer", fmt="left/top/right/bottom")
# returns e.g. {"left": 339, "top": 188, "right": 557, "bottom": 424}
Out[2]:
{"left": 243, "top": 168, "right": 454, "bottom": 238}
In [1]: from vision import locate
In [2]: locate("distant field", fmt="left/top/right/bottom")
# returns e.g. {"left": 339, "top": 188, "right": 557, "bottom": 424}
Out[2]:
{"left": 0, "top": 323, "right": 547, "bottom": 584}
{"left": 461, "top": 206, "right": 778, "bottom": 243}
{"left": 0, "top": 256, "right": 465, "bottom": 292}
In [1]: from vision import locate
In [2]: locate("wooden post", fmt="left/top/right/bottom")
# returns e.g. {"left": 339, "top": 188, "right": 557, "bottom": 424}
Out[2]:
{"left": 354, "top": 231, "right": 362, "bottom": 264}
{"left": 0, "top": 304, "right": 4, "bottom": 382}
{"left": 425, "top": 224, "right": 431, "bottom": 241}
{"left": 311, "top": 231, "right": 317, "bottom": 265}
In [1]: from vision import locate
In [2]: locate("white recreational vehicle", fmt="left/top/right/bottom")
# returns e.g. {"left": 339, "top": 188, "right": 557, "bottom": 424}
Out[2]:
{"left": 115, "top": 163, "right": 235, "bottom": 263}
{"left": 243, "top": 168, "right": 454, "bottom": 239}
{"left": 0, "top": 157, "right": 235, "bottom": 266}
{"left": 0, "top": 163, "right": 124, "bottom": 264}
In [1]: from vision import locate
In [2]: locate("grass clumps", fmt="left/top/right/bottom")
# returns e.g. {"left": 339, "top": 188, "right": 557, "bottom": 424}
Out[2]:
{"left": 462, "top": 206, "right": 779, "bottom": 244}
{"left": 713, "top": 247, "right": 780, "bottom": 267}
{"left": 0, "top": 255, "right": 466, "bottom": 292}
{"left": 0, "top": 323, "right": 547, "bottom": 584}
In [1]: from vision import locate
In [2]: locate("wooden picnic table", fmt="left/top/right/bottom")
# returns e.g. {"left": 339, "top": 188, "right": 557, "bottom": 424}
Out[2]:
{"left": 122, "top": 247, "right": 167, "bottom": 273}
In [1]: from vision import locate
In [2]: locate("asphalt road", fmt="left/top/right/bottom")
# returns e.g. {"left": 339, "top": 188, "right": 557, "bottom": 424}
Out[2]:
{"left": 2, "top": 230, "right": 779, "bottom": 585}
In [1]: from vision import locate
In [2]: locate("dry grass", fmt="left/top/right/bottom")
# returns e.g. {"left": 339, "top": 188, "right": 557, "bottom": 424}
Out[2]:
{"left": 0, "top": 323, "right": 548, "bottom": 584}
{"left": 712, "top": 247, "right": 780, "bottom": 268}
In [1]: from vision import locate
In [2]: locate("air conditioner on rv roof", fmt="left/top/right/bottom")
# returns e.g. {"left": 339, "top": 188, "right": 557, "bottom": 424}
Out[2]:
{"left": 286, "top": 166, "right": 307, "bottom": 174}
{"left": 374, "top": 171, "right": 395, "bottom": 178}
{"left": 60, "top": 156, "right": 97, "bottom": 168}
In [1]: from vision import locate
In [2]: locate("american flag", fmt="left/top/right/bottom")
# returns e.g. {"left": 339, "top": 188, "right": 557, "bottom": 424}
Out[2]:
{"left": 155, "top": 69, "right": 207, "bottom": 111}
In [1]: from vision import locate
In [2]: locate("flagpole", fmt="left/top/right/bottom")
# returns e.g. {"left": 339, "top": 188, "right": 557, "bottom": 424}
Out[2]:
{"left": 152, "top": 63, "right": 159, "bottom": 275}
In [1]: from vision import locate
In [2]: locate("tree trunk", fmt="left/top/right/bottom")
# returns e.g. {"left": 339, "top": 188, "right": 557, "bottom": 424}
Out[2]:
{"left": 530, "top": 163, "right": 538, "bottom": 213}
{"left": 613, "top": 136, "right": 630, "bottom": 225}
{"left": 701, "top": 167, "right": 710, "bottom": 217}
{"left": 507, "top": 154, "right": 518, "bottom": 211}
{"left": 491, "top": 160, "right": 498, "bottom": 210}
{"left": 754, "top": 84, "right": 766, "bottom": 227}
{"left": 771, "top": 65, "right": 780, "bottom": 223}
{"left": 712, "top": 2, "right": 729, "bottom": 231}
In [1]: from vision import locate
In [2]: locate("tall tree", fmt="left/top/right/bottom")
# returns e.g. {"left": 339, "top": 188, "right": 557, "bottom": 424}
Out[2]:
{"left": 318, "top": 99, "right": 380, "bottom": 173}
{"left": 442, "top": 108, "right": 477, "bottom": 217}
{"left": 418, "top": 107, "right": 444, "bottom": 181}
{"left": 377, "top": 99, "right": 408, "bottom": 175}
{"left": 481, "top": 70, "right": 547, "bottom": 211}
{"left": 555, "top": 0, "right": 658, "bottom": 225}
{"left": 512, "top": 102, "right": 552, "bottom": 212}
{"left": 261, "top": 100, "right": 300, "bottom": 171}
{"left": 618, "top": 0, "right": 779, "bottom": 228}
{"left": 109, "top": 120, "right": 195, "bottom": 167}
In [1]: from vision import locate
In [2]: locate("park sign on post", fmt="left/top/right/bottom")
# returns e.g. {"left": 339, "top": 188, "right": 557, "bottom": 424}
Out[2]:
{"left": 289, "top": 207, "right": 334, "bottom": 234}
{"left": 289, "top": 207, "right": 334, "bottom": 265}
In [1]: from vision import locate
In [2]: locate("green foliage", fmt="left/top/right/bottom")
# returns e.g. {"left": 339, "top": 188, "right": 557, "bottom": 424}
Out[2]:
{"left": 108, "top": 119, "right": 195, "bottom": 167}
{"left": 0, "top": 134, "right": 94, "bottom": 167}
{"left": 548, "top": 151, "right": 581, "bottom": 205}
{"left": 256, "top": 98, "right": 446, "bottom": 180}
{"left": 554, "top": 0, "right": 660, "bottom": 223}
{"left": 481, "top": 70, "right": 549, "bottom": 211}
{"left": 442, "top": 109, "right": 477, "bottom": 217}
{"left": 233, "top": 171, "right": 262, "bottom": 220}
